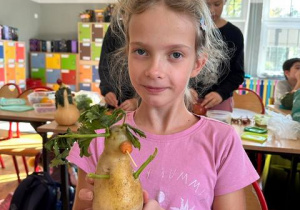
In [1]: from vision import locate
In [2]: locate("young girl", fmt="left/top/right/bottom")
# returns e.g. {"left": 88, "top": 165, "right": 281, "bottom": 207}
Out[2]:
{"left": 67, "top": 0, "right": 259, "bottom": 209}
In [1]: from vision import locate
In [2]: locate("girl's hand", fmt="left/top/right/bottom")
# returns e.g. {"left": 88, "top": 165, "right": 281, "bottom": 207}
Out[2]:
{"left": 201, "top": 92, "right": 222, "bottom": 109}
{"left": 105, "top": 92, "right": 119, "bottom": 108}
{"left": 119, "top": 98, "right": 139, "bottom": 111}
{"left": 78, "top": 175, "right": 94, "bottom": 202}
{"left": 143, "top": 190, "right": 165, "bottom": 210}
{"left": 78, "top": 175, "right": 164, "bottom": 210}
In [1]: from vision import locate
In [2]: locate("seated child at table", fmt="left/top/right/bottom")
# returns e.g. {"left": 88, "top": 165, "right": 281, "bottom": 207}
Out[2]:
{"left": 274, "top": 58, "right": 300, "bottom": 109}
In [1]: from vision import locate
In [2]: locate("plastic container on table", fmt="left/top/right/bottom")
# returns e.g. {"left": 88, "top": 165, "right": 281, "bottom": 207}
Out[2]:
{"left": 27, "top": 91, "right": 55, "bottom": 105}
{"left": 33, "top": 103, "right": 56, "bottom": 114}
{"left": 206, "top": 110, "right": 232, "bottom": 124}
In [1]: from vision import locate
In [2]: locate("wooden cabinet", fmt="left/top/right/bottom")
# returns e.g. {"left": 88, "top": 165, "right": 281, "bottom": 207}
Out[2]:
{"left": 28, "top": 22, "right": 109, "bottom": 93}
{"left": 0, "top": 40, "right": 26, "bottom": 88}
{"left": 78, "top": 22, "right": 109, "bottom": 94}
{"left": 30, "top": 52, "right": 78, "bottom": 90}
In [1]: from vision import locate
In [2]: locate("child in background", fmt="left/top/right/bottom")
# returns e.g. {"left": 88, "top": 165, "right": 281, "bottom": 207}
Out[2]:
{"left": 274, "top": 58, "right": 300, "bottom": 109}
{"left": 190, "top": 0, "right": 245, "bottom": 112}
{"left": 68, "top": 0, "right": 259, "bottom": 209}
{"left": 98, "top": 24, "right": 138, "bottom": 111}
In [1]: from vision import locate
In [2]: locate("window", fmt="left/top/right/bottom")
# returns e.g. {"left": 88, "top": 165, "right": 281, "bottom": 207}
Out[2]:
{"left": 257, "top": 0, "right": 300, "bottom": 77}
{"left": 222, "top": 0, "right": 250, "bottom": 40}
{"left": 223, "top": 0, "right": 243, "bottom": 18}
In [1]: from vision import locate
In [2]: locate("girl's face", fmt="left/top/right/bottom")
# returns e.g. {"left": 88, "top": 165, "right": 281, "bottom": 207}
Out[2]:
{"left": 127, "top": 3, "right": 205, "bottom": 108}
{"left": 206, "top": 0, "right": 225, "bottom": 23}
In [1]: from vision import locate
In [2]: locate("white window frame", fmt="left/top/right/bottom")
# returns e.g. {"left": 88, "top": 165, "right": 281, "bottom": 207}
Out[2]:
{"left": 257, "top": 0, "right": 300, "bottom": 77}
{"left": 223, "top": 0, "right": 250, "bottom": 45}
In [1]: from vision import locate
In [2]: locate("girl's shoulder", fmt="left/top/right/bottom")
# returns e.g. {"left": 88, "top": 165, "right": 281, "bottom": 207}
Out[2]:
{"left": 126, "top": 111, "right": 237, "bottom": 142}
{"left": 195, "top": 116, "right": 236, "bottom": 135}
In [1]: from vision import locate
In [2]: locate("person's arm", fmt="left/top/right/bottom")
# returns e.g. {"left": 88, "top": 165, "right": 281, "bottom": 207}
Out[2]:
{"left": 274, "top": 81, "right": 286, "bottom": 106}
{"left": 73, "top": 168, "right": 93, "bottom": 210}
{"left": 98, "top": 26, "right": 120, "bottom": 97}
{"left": 214, "top": 29, "right": 245, "bottom": 101}
{"left": 293, "top": 71, "right": 300, "bottom": 91}
{"left": 213, "top": 188, "right": 246, "bottom": 210}
{"left": 119, "top": 98, "right": 139, "bottom": 111}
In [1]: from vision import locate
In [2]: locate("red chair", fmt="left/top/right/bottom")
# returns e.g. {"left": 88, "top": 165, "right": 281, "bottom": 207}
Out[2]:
{"left": 0, "top": 86, "right": 53, "bottom": 182}
{"left": 0, "top": 83, "right": 22, "bottom": 169}
{"left": 0, "top": 83, "right": 22, "bottom": 140}
{"left": 245, "top": 181, "right": 268, "bottom": 210}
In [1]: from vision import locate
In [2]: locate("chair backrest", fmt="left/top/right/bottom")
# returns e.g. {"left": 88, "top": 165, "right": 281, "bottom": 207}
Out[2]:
{"left": 0, "top": 83, "right": 22, "bottom": 98}
{"left": 245, "top": 181, "right": 268, "bottom": 210}
{"left": 233, "top": 87, "right": 265, "bottom": 114}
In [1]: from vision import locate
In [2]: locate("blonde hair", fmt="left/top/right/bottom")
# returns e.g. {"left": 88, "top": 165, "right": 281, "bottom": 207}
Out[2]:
{"left": 109, "top": 0, "right": 229, "bottom": 108}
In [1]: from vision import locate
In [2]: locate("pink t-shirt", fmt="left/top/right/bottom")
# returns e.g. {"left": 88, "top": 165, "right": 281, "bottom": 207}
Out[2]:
{"left": 67, "top": 112, "right": 259, "bottom": 209}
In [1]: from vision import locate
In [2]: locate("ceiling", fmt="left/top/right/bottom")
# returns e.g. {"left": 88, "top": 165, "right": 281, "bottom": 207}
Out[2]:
{"left": 31, "top": 0, "right": 116, "bottom": 3}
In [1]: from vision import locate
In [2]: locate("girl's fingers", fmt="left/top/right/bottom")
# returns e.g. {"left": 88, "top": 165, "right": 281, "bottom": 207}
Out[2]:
{"left": 79, "top": 188, "right": 93, "bottom": 201}
{"left": 143, "top": 190, "right": 149, "bottom": 204}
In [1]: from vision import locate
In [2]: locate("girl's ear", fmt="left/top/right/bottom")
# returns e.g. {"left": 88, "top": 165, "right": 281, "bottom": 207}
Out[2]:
{"left": 190, "top": 54, "right": 207, "bottom": 78}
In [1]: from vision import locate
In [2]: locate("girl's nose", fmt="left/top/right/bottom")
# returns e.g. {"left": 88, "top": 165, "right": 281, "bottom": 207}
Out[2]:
{"left": 208, "top": 6, "right": 215, "bottom": 16}
{"left": 145, "top": 57, "right": 164, "bottom": 79}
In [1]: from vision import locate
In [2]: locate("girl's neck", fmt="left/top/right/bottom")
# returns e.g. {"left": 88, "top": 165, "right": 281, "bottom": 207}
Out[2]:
{"left": 214, "top": 18, "right": 227, "bottom": 28}
{"left": 133, "top": 104, "right": 198, "bottom": 135}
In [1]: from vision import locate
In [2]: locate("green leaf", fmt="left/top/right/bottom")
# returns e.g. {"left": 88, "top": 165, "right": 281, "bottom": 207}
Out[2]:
{"left": 46, "top": 104, "right": 146, "bottom": 166}
{"left": 126, "top": 124, "right": 146, "bottom": 138}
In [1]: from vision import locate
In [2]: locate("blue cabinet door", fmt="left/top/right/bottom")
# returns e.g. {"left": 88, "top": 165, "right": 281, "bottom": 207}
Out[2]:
{"left": 46, "top": 69, "right": 61, "bottom": 84}
{"left": 79, "top": 83, "right": 91, "bottom": 91}
{"left": 31, "top": 53, "right": 45, "bottom": 68}
{"left": 0, "top": 42, "right": 4, "bottom": 63}
{"left": 92, "top": 65, "right": 100, "bottom": 83}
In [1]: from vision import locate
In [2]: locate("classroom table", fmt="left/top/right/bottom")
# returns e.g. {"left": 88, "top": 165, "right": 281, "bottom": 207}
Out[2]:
{"left": 37, "top": 121, "right": 79, "bottom": 210}
{"left": 234, "top": 123, "right": 300, "bottom": 209}
{"left": 267, "top": 104, "right": 291, "bottom": 116}
{"left": 0, "top": 109, "right": 54, "bottom": 172}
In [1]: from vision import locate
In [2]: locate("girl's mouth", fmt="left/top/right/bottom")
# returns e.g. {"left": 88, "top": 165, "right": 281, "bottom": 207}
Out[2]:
{"left": 144, "top": 86, "right": 166, "bottom": 94}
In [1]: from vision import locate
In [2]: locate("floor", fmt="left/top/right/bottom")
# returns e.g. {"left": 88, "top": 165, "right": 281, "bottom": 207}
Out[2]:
{"left": 0, "top": 122, "right": 37, "bottom": 202}
{"left": 0, "top": 154, "right": 28, "bottom": 201}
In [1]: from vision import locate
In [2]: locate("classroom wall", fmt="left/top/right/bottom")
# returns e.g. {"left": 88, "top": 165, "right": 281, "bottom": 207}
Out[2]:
{"left": 0, "top": 0, "right": 41, "bottom": 48}
{"left": 0, "top": 1, "right": 108, "bottom": 78}
{"left": 38, "top": 3, "right": 108, "bottom": 40}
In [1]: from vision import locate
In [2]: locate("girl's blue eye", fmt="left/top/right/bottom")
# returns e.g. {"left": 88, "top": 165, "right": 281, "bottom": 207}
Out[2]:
{"left": 135, "top": 49, "right": 146, "bottom": 55}
{"left": 171, "top": 52, "right": 182, "bottom": 59}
